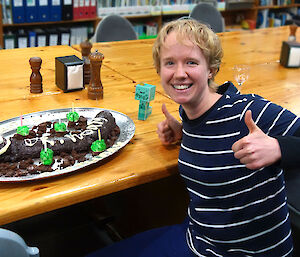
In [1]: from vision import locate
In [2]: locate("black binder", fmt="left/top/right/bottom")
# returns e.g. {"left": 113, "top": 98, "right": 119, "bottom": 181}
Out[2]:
{"left": 62, "top": 0, "right": 73, "bottom": 20}
{"left": 46, "top": 28, "right": 59, "bottom": 46}
{"left": 34, "top": 28, "right": 47, "bottom": 47}
{"left": 58, "top": 27, "right": 71, "bottom": 45}
{"left": 4, "top": 32, "right": 17, "bottom": 49}
{"left": 16, "top": 29, "right": 28, "bottom": 48}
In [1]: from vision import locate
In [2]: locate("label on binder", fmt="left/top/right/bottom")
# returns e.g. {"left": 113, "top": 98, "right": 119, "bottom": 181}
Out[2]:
{"left": 14, "top": 0, "right": 23, "bottom": 6}
{"left": 52, "top": 0, "right": 60, "bottom": 5}
{"left": 27, "top": 0, "right": 36, "bottom": 6}
{"left": 39, "top": 0, "right": 48, "bottom": 5}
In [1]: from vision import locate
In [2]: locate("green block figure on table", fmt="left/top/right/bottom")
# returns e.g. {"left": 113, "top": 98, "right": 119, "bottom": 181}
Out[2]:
{"left": 135, "top": 83, "right": 156, "bottom": 120}
{"left": 138, "top": 101, "right": 153, "bottom": 120}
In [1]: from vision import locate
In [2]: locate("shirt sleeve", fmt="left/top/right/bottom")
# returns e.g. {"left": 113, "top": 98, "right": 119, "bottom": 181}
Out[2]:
{"left": 275, "top": 126, "right": 300, "bottom": 169}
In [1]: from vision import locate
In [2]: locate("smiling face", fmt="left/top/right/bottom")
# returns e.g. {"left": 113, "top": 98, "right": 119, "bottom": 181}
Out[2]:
{"left": 160, "top": 31, "right": 218, "bottom": 118}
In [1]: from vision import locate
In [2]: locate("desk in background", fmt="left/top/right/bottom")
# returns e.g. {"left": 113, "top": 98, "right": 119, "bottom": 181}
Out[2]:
{"left": 72, "top": 26, "right": 300, "bottom": 115}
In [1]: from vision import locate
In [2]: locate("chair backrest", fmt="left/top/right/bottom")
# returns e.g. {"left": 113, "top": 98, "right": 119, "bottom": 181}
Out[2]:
{"left": 189, "top": 3, "right": 225, "bottom": 33}
{"left": 92, "top": 15, "right": 138, "bottom": 43}
{"left": 0, "top": 228, "right": 39, "bottom": 257}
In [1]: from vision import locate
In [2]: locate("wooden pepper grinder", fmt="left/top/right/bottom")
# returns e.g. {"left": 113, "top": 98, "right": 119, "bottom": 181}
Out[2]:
{"left": 288, "top": 24, "right": 298, "bottom": 42}
{"left": 29, "top": 57, "right": 43, "bottom": 93}
{"left": 80, "top": 40, "right": 93, "bottom": 85}
{"left": 88, "top": 50, "right": 104, "bottom": 100}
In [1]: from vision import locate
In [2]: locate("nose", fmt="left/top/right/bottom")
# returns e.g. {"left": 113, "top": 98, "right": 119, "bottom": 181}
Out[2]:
{"left": 174, "top": 64, "right": 187, "bottom": 79}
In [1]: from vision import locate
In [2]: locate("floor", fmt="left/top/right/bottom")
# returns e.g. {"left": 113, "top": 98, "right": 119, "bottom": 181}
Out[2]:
{"left": 3, "top": 203, "right": 115, "bottom": 257}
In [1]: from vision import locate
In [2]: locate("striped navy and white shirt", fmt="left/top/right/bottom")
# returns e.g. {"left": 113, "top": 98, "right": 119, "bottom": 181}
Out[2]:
{"left": 179, "top": 82, "right": 300, "bottom": 257}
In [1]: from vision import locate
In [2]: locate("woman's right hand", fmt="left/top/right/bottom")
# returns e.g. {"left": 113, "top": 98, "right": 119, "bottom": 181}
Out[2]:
{"left": 157, "top": 104, "right": 183, "bottom": 145}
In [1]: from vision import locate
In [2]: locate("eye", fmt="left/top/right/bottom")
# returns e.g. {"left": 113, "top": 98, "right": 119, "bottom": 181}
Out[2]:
{"left": 187, "top": 60, "right": 198, "bottom": 65}
{"left": 164, "top": 61, "right": 174, "bottom": 66}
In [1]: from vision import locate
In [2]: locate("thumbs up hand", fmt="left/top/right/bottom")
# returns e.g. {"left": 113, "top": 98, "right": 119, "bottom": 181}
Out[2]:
{"left": 157, "top": 104, "right": 183, "bottom": 145}
{"left": 232, "top": 110, "right": 281, "bottom": 170}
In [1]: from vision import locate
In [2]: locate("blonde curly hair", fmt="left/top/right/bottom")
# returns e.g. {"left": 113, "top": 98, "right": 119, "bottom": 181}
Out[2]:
{"left": 152, "top": 19, "right": 223, "bottom": 91}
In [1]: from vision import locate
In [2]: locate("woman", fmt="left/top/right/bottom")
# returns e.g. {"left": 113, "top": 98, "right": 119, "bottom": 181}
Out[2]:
{"left": 87, "top": 19, "right": 300, "bottom": 257}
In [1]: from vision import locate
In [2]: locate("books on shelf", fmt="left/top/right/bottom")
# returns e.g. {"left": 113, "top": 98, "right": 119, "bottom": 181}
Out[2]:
{"left": 73, "top": 0, "right": 97, "bottom": 19}
{"left": 256, "top": 8, "right": 294, "bottom": 28}
{"left": 49, "top": 0, "right": 61, "bottom": 21}
{"left": 133, "top": 20, "right": 158, "bottom": 38}
{"left": 96, "top": 0, "right": 226, "bottom": 17}
{"left": 12, "top": 0, "right": 26, "bottom": 23}
{"left": 25, "top": 0, "right": 38, "bottom": 22}
{"left": 2, "top": 0, "right": 66, "bottom": 23}
{"left": 62, "top": 0, "right": 73, "bottom": 20}
{"left": 259, "top": 0, "right": 293, "bottom": 5}
{"left": 161, "top": 4, "right": 194, "bottom": 14}
{"left": 2, "top": 25, "right": 92, "bottom": 49}
{"left": 37, "top": 0, "right": 50, "bottom": 22}
{"left": 1, "top": 0, "right": 13, "bottom": 24}
{"left": 3, "top": 32, "right": 16, "bottom": 49}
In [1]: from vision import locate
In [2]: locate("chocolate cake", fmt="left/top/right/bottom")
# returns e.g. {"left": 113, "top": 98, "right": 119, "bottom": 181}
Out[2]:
{"left": 0, "top": 110, "right": 120, "bottom": 178}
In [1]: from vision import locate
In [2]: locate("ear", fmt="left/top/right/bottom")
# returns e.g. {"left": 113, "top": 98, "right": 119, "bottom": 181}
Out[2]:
{"left": 157, "top": 65, "right": 161, "bottom": 75}
{"left": 208, "top": 67, "right": 218, "bottom": 79}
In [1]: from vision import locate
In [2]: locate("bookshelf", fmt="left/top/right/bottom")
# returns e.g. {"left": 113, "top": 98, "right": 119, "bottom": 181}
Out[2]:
{"left": 0, "top": 4, "right": 3, "bottom": 48}
{"left": 1, "top": 1, "right": 299, "bottom": 49}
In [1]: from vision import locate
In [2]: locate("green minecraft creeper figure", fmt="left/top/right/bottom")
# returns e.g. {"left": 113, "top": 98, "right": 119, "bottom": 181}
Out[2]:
{"left": 135, "top": 83, "right": 156, "bottom": 120}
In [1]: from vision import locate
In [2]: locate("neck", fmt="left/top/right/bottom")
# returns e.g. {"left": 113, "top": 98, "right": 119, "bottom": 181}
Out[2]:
{"left": 183, "top": 89, "right": 221, "bottom": 120}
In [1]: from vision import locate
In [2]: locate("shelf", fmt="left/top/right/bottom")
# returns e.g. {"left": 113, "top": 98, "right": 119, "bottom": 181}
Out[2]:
{"left": 2, "top": 18, "right": 99, "bottom": 28}
{"left": 255, "top": 3, "right": 300, "bottom": 10}
{"left": 2, "top": 14, "right": 159, "bottom": 28}
{"left": 1, "top": 2, "right": 299, "bottom": 49}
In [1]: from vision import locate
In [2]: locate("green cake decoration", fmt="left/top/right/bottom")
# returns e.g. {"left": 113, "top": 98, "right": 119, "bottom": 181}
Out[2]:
{"left": 17, "top": 126, "right": 29, "bottom": 136}
{"left": 66, "top": 111, "right": 79, "bottom": 122}
{"left": 91, "top": 139, "right": 107, "bottom": 153}
{"left": 40, "top": 148, "right": 54, "bottom": 165}
{"left": 54, "top": 122, "right": 67, "bottom": 132}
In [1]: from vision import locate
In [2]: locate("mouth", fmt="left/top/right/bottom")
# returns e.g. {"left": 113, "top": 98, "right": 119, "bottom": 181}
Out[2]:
{"left": 172, "top": 84, "right": 193, "bottom": 90}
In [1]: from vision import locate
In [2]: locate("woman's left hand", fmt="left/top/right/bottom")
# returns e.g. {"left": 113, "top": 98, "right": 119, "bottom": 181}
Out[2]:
{"left": 232, "top": 110, "right": 281, "bottom": 170}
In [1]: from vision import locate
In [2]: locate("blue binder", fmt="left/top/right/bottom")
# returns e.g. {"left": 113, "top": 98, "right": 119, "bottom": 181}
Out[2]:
{"left": 49, "top": 0, "right": 61, "bottom": 21}
{"left": 25, "top": 0, "right": 38, "bottom": 22}
{"left": 12, "top": 0, "right": 26, "bottom": 23}
{"left": 37, "top": 0, "right": 50, "bottom": 22}
{"left": 28, "top": 31, "right": 37, "bottom": 47}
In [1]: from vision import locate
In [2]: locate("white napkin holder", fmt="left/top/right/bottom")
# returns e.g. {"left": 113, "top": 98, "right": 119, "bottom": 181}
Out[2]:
{"left": 55, "top": 55, "right": 84, "bottom": 92}
{"left": 280, "top": 41, "right": 300, "bottom": 68}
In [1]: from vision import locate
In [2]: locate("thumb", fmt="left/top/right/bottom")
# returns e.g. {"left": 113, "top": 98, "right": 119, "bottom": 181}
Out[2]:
{"left": 162, "top": 104, "right": 174, "bottom": 121}
{"left": 244, "top": 110, "right": 259, "bottom": 134}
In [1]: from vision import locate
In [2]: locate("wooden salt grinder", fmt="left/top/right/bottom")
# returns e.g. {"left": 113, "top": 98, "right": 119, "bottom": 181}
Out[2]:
{"left": 88, "top": 50, "right": 104, "bottom": 100}
{"left": 80, "top": 40, "right": 92, "bottom": 85}
{"left": 29, "top": 57, "right": 43, "bottom": 93}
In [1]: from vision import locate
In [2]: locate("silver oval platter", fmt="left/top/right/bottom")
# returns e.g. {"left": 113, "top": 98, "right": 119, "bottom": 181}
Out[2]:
{"left": 0, "top": 108, "right": 135, "bottom": 182}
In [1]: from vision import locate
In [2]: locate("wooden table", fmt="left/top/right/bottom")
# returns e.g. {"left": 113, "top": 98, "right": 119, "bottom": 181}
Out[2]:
{"left": 216, "top": 26, "right": 300, "bottom": 115}
{"left": 0, "top": 26, "right": 299, "bottom": 226}
{"left": 73, "top": 26, "right": 300, "bottom": 115}
{"left": 0, "top": 45, "right": 178, "bottom": 226}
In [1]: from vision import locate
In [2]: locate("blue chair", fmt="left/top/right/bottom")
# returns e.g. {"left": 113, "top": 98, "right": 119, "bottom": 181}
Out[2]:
{"left": 189, "top": 2, "right": 225, "bottom": 33}
{"left": 0, "top": 228, "right": 39, "bottom": 257}
{"left": 92, "top": 15, "right": 138, "bottom": 43}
